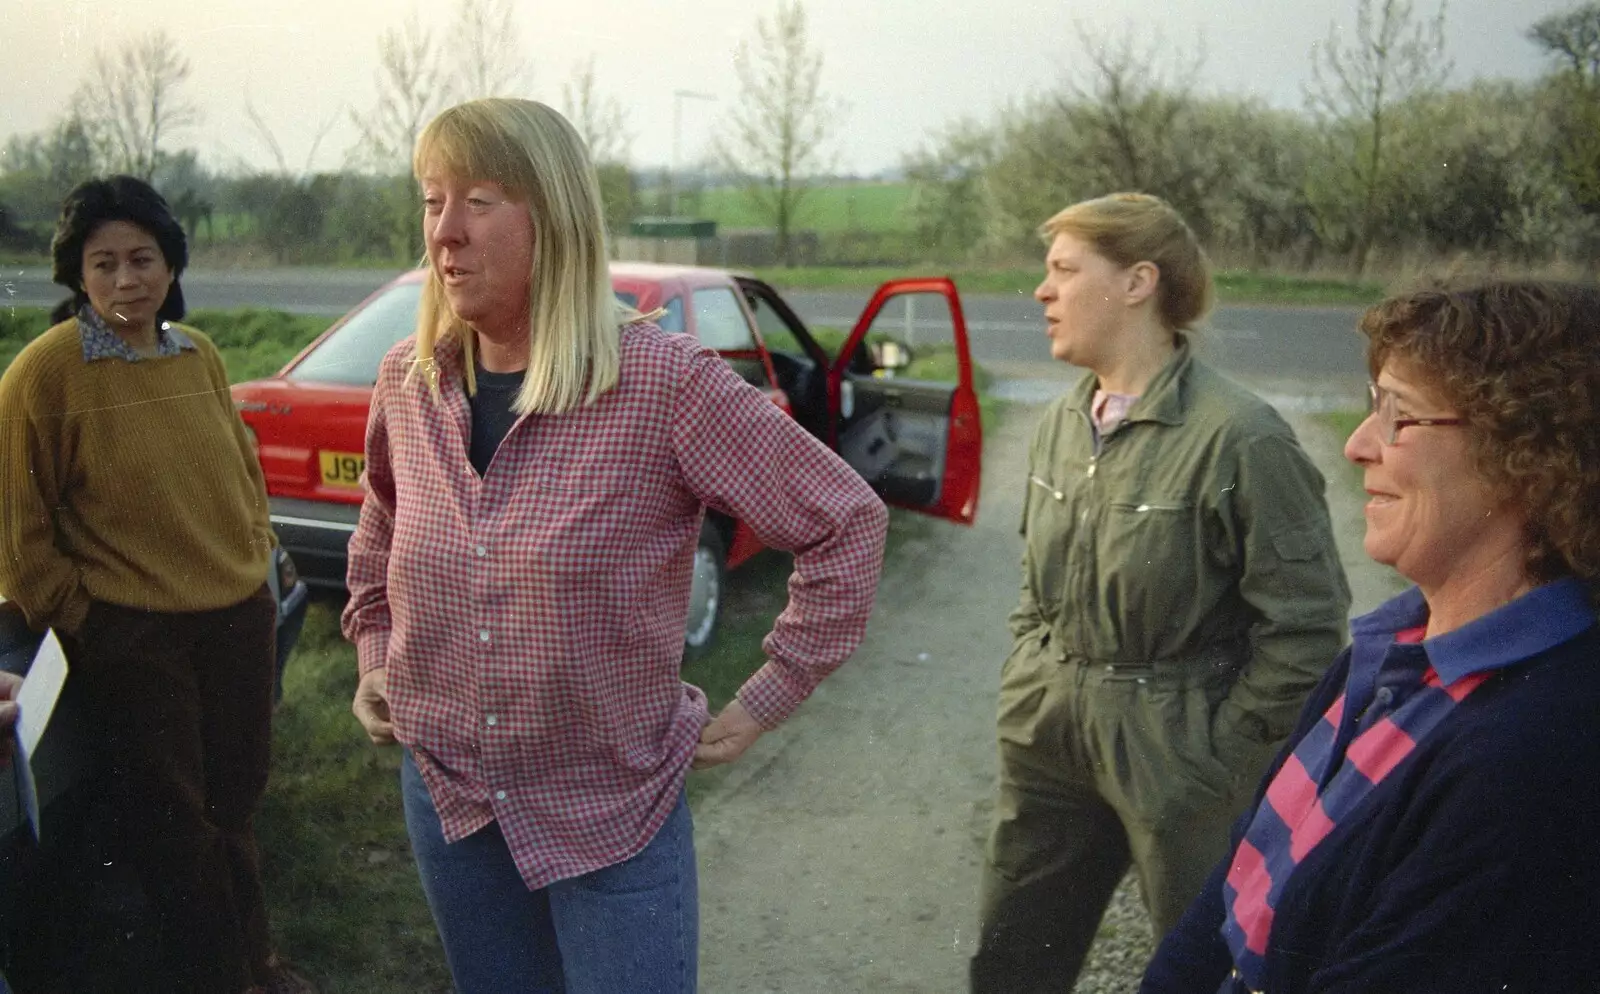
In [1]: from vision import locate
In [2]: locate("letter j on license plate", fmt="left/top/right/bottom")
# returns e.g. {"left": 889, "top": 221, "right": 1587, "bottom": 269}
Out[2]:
{"left": 319, "top": 450, "right": 365, "bottom": 488}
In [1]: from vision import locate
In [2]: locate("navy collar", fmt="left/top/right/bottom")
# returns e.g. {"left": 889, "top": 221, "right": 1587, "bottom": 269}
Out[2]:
{"left": 78, "top": 305, "right": 195, "bottom": 363}
{"left": 1352, "top": 578, "right": 1596, "bottom": 685}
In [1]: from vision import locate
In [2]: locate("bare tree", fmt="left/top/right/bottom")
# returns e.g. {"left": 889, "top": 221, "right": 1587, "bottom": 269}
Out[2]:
{"left": 70, "top": 30, "right": 199, "bottom": 181}
{"left": 902, "top": 119, "right": 993, "bottom": 259}
{"left": 346, "top": 12, "right": 455, "bottom": 261}
{"left": 348, "top": 12, "right": 453, "bottom": 174}
{"left": 1054, "top": 26, "right": 1230, "bottom": 236}
{"left": 561, "top": 56, "right": 637, "bottom": 231}
{"left": 244, "top": 97, "right": 337, "bottom": 178}
{"left": 1306, "top": 0, "right": 1451, "bottom": 274}
{"left": 1063, "top": 27, "right": 1207, "bottom": 194}
{"left": 1530, "top": 2, "right": 1600, "bottom": 79}
{"left": 1529, "top": 3, "right": 1600, "bottom": 215}
{"left": 455, "top": 0, "right": 532, "bottom": 99}
{"left": 714, "top": 0, "right": 841, "bottom": 266}
{"left": 562, "top": 56, "right": 632, "bottom": 165}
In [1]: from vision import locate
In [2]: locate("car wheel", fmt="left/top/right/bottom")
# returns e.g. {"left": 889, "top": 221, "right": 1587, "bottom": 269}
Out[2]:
{"left": 683, "top": 520, "right": 727, "bottom": 661}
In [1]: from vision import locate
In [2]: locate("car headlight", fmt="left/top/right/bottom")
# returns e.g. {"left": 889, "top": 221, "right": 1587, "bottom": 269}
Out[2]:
{"left": 275, "top": 548, "right": 300, "bottom": 591}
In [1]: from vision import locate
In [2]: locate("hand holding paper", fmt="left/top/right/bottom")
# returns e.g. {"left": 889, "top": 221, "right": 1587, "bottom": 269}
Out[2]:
{"left": 14, "top": 632, "right": 67, "bottom": 759}
{"left": 0, "top": 670, "right": 19, "bottom": 768}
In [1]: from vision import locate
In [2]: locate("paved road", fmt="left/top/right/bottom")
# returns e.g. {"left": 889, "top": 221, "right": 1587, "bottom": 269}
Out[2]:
{"left": 3, "top": 266, "right": 1369, "bottom": 403}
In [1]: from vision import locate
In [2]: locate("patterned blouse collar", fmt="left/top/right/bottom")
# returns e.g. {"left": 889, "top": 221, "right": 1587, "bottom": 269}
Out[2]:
{"left": 78, "top": 304, "right": 195, "bottom": 363}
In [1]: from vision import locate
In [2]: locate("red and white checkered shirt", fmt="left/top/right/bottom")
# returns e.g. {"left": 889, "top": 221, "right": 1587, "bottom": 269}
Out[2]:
{"left": 342, "top": 321, "right": 888, "bottom": 888}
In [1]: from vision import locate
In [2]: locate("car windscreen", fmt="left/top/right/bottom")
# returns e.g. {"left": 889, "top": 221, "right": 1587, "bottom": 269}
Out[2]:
{"left": 287, "top": 280, "right": 423, "bottom": 386}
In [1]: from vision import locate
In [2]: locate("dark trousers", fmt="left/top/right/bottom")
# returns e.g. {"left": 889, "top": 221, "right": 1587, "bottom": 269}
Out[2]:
{"left": 67, "top": 587, "right": 277, "bottom": 994}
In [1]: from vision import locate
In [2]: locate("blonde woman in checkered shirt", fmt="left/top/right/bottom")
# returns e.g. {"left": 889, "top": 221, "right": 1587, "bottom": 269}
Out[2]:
{"left": 342, "top": 98, "right": 889, "bottom": 994}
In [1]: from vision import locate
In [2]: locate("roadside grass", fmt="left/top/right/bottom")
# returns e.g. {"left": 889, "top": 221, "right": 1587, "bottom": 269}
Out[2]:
{"left": 0, "top": 306, "right": 328, "bottom": 380}
{"left": 1319, "top": 410, "right": 1366, "bottom": 441}
{"left": 1214, "top": 271, "right": 1383, "bottom": 307}
{"left": 0, "top": 308, "right": 47, "bottom": 370}
{"left": 1317, "top": 410, "right": 1368, "bottom": 495}
{"left": 258, "top": 600, "right": 453, "bottom": 993}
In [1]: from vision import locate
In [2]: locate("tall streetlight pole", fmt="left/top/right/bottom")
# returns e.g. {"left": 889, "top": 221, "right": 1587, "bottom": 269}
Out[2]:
{"left": 670, "top": 89, "right": 716, "bottom": 217}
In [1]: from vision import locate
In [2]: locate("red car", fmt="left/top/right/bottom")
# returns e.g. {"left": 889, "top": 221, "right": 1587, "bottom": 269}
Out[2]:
{"left": 231, "top": 263, "right": 982, "bottom": 654}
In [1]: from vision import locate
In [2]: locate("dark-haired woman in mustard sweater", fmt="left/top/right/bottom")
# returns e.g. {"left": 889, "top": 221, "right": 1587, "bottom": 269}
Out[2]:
{"left": 0, "top": 176, "right": 310, "bottom": 994}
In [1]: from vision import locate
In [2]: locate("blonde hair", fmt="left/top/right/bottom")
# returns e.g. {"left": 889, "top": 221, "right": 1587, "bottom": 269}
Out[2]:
{"left": 1040, "top": 192, "right": 1214, "bottom": 332}
{"left": 411, "top": 98, "right": 630, "bottom": 414}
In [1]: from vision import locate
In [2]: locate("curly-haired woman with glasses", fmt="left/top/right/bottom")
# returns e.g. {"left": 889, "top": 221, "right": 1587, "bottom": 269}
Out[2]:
{"left": 1143, "top": 281, "right": 1600, "bottom": 993}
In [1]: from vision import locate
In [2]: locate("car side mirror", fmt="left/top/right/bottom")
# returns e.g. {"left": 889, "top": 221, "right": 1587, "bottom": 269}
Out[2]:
{"left": 870, "top": 340, "right": 912, "bottom": 373}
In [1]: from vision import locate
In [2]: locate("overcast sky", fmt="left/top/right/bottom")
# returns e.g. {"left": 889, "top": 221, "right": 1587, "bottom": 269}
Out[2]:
{"left": 0, "top": 0, "right": 1574, "bottom": 177}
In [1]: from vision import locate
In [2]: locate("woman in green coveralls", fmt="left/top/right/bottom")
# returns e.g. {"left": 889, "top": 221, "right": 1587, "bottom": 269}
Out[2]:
{"left": 969, "top": 193, "right": 1352, "bottom": 993}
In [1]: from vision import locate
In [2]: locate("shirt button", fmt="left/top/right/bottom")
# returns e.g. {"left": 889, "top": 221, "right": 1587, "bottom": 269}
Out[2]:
{"left": 485, "top": 714, "right": 498, "bottom": 727}
{"left": 494, "top": 790, "right": 507, "bottom": 801}
{"left": 475, "top": 545, "right": 489, "bottom": 558}
{"left": 1375, "top": 687, "right": 1395, "bottom": 708}
{"left": 478, "top": 629, "right": 491, "bottom": 643}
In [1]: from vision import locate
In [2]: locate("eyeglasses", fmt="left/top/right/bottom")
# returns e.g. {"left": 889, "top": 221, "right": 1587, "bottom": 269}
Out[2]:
{"left": 1367, "top": 382, "right": 1464, "bottom": 445}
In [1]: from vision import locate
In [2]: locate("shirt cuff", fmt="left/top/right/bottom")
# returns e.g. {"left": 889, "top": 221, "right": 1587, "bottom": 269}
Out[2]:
{"left": 355, "top": 627, "right": 391, "bottom": 677}
{"left": 735, "top": 660, "right": 813, "bottom": 730}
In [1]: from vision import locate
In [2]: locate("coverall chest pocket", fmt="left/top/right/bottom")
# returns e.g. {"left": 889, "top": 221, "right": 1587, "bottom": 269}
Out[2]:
{"left": 1102, "top": 498, "right": 1201, "bottom": 637}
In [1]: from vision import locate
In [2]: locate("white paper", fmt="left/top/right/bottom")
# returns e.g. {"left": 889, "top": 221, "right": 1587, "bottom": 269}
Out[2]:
{"left": 15, "top": 630, "right": 68, "bottom": 756}
{"left": 14, "top": 630, "right": 68, "bottom": 842}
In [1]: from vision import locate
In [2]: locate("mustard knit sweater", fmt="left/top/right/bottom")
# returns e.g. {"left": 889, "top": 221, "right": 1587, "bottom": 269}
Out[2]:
{"left": 0, "top": 318, "right": 273, "bottom": 634}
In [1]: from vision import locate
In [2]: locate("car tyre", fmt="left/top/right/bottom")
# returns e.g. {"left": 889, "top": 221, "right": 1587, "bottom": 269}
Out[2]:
{"left": 683, "top": 520, "right": 727, "bottom": 661}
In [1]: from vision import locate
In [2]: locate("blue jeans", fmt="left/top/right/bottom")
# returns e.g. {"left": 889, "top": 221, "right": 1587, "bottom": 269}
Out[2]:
{"left": 401, "top": 751, "right": 698, "bottom": 993}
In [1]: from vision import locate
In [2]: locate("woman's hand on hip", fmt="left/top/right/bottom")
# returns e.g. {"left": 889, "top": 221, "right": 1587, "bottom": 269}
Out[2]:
{"left": 693, "top": 698, "right": 764, "bottom": 770}
{"left": 352, "top": 668, "right": 396, "bottom": 745}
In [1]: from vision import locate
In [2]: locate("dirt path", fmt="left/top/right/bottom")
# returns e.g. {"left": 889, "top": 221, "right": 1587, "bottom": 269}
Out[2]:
{"left": 691, "top": 390, "right": 1400, "bottom": 994}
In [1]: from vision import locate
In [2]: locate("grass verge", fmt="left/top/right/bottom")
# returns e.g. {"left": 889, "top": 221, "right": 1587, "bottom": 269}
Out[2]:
{"left": 1319, "top": 410, "right": 1366, "bottom": 441}
{"left": 0, "top": 306, "right": 328, "bottom": 380}
{"left": 1317, "top": 410, "right": 1369, "bottom": 498}
{"left": 259, "top": 600, "right": 452, "bottom": 992}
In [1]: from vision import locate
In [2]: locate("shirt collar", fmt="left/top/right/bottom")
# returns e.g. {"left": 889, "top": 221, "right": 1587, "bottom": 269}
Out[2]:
{"left": 1351, "top": 578, "right": 1596, "bottom": 685}
{"left": 1069, "top": 335, "right": 1192, "bottom": 427}
{"left": 78, "top": 305, "right": 195, "bottom": 363}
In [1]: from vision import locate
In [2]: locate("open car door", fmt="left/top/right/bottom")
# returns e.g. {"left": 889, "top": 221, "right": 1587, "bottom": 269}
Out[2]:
{"left": 828, "top": 278, "right": 983, "bottom": 525}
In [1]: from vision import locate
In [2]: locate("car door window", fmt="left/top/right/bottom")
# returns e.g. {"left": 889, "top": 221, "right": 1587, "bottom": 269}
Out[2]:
{"left": 691, "top": 288, "right": 756, "bottom": 350}
{"left": 745, "top": 291, "right": 803, "bottom": 354}
{"left": 659, "top": 295, "right": 685, "bottom": 334}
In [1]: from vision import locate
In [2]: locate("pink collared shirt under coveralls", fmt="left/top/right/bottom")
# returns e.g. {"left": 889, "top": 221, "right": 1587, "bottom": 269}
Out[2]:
{"left": 342, "top": 320, "right": 889, "bottom": 889}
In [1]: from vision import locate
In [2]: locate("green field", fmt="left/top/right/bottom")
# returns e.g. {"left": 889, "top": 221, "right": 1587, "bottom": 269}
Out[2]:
{"left": 672, "top": 181, "right": 914, "bottom": 234}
